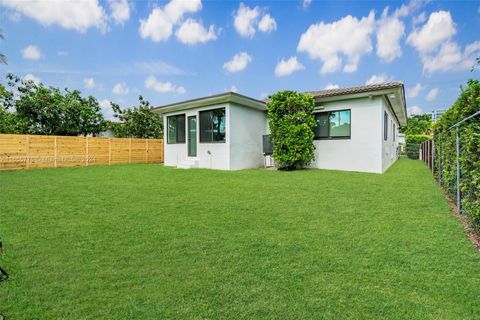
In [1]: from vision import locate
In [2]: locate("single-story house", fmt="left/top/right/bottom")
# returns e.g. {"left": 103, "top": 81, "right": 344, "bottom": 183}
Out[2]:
{"left": 153, "top": 82, "right": 407, "bottom": 173}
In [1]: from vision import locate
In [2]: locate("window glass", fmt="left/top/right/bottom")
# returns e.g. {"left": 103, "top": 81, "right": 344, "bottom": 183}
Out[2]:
{"left": 199, "top": 108, "right": 226, "bottom": 142}
{"left": 384, "top": 111, "right": 388, "bottom": 141}
{"left": 167, "top": 116, "right": 176, "bottom": 144}
{"left": 330, "top": 110, "right": 351, "bottom": 137}
{"left": 167, "top": 114, "right": 185, "bottom": 144}
{"left": 314, "top": 109, "right": 350, "bottom": 139}
{"left": 177, "top": 115, "right": 186, "bottom": 143}
{"left": 314, "top": 113, "right": 329, "bottom": 138}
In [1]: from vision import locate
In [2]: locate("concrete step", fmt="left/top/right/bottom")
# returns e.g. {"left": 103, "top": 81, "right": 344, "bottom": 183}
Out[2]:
{"left": 177, "top": 159, "right": 198, "bottom": 169}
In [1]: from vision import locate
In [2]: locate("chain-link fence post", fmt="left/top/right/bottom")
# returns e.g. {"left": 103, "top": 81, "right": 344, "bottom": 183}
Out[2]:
{"left": 456, "top": 127, "right": 461, "bottom": 213}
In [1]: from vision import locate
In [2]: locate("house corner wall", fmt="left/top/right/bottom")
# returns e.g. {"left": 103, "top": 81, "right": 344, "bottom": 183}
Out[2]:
{"left": 311, "top": 97, "right": 383, "bottom": 173}
{"left": 229, "top": 104, "right": 267, "bottom": 170}
{"left": 381, "top": 98, "right": 400, "bottom": 172}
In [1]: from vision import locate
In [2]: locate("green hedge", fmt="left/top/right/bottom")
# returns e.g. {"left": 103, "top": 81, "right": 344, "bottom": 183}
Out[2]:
{"left": 433, "top": 80, "right": 480, "bottom": 230}
{"left": 405, "top": 134, "right": 430, "bottom": 159}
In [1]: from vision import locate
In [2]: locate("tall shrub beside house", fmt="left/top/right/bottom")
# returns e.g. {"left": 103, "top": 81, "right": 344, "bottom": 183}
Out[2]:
{"left": 433, "top": 80, "right": 480, "bottom": 230}
{"left": 405, "top": 134, "right": 430, "bottom": 159}
{"left": 267, "top": 91, "right": 316, "bottom": 170}
{"left": 401, "top": 114, "right": 433, "bottom": 159}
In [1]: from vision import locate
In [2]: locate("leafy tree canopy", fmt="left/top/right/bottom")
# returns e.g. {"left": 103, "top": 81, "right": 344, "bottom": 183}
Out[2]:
{"left": 110, "top": 95, "right": 163, "bottom": 139}
{"left": 400, "top": 114, "right": 433, "bottom": 135}
{"left": 1, "top": 74, "right": 106, "bottom": 136}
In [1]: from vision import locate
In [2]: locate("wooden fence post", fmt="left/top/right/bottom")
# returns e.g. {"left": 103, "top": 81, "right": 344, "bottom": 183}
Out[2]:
{"left": 129, "top": 138, "right": 132, "bottom": 163}
{"left": 54, "top": 136, "right": 58, "bottom": 168}
{"left": 108, "top": 138, "right": 112, "bottom": 165}
{"left": 85, "top": 137, "right": 89, "bottom": 166}
{"left": 145, "top": 139, "right": 149, "bottom": 163}
{"left": 26, "top": 135, "right": 30, "bottom": 169}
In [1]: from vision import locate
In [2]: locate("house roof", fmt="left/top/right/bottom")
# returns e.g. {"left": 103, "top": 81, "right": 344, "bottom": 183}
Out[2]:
{"left": 153, "top": 92, "right": 266, "bottom": 114}
{"left": 154, "top": 82, "right": 407, "bottom": 126}
{"left": 305, "top": 82, "right": 404, "bottom": 99}
{"left": 305, "top": 82, "right": 407, "bottom": 126}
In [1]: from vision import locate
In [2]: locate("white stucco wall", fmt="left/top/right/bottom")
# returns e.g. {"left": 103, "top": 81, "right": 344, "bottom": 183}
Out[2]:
{"left": 163, "top": 103, "right": 230, "bottom": 170}
{"left": 310, "top": 97, "right": 384, "bottom": 173}
{"left": 229, "top": 104, "right": 267, "bottom": 170}
{"left": 381, "top": 99, "right": 400, "bottom": 172}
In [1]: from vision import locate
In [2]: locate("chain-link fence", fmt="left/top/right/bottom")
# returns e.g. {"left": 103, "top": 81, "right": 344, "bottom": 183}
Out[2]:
{"left": 420, "top": 111, "right": 480, "bottom": 228}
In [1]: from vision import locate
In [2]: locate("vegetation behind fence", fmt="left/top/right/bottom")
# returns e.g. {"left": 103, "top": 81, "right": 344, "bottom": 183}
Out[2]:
{"left": 0, "top": 134, "right": 163, "bottom": 170}
{"left": 431, "top": 80, "right": 480, "bottom": 230}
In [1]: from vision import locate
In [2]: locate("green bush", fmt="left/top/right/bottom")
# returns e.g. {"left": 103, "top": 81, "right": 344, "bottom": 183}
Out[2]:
{"left": 406, "top": 134, "right": 431, "bottom": 144}
{"left": 267, "top": 91, "right": 316, "bottom": 170}
{"left": 433, "top": 80, "right": 480, "bottom": 230}
{"left": 405, "top": 135, "right": 430, "bottom": 159}
{"left": 405, "top": 143, "right": 420, "bottom": 159}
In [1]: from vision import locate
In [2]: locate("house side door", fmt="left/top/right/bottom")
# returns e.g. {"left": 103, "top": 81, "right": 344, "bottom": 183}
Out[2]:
{"left": 188, "top": 115, "right": 197, "bottom": 157}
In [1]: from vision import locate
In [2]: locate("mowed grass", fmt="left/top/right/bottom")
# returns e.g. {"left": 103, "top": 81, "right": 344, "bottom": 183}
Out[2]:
{"left": 0, "top": 159, "right": 479, "bottom": 319}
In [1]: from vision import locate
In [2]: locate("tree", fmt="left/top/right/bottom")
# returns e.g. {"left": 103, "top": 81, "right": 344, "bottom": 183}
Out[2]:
{"left": 3, "top": 73, "right": 106, "bottom": 136}
{"left": 0, "top": 29, "right": 6, "bottom": 65}
{"left": 110, "top": 95, "right": 163, "bottom": 138}
{"left": 267, "top": 91, "right": 316, "bottom": 170}
{"left": 400, "top": 114, "right": 433, "bottom": 135}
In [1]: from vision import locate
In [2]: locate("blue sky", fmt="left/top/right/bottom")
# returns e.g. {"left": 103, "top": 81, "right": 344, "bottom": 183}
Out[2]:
{"left": 1, "top": 0, "right": 479, "bottom": 119}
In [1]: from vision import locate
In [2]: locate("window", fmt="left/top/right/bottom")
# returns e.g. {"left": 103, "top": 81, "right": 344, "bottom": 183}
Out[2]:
{"left": 393, "top": 123, "right": 396, "bottom": 141}
{"left": 314, "top": 109, "right": 351, "bottom": 139}
{"left": 384, "top": 111, "right": 388, "bottom": 141}
{"left": 199, "top": 108, "right": 226, "bottom": 143}
{"left": 167, "top": 114, "right": 186, "bottom": 144}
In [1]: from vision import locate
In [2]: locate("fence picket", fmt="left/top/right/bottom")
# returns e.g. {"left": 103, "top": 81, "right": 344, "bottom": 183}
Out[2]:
{"left": 0, "top": 134, "right": 164, "bottom": 170}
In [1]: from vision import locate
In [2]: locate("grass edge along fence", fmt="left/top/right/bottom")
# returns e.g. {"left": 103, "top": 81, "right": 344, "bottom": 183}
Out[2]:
{"left": 421, "top": 110, "right": 480, "bottom": 230}
{"left": 0, "top": 134, "right": 164, "bottom": 170}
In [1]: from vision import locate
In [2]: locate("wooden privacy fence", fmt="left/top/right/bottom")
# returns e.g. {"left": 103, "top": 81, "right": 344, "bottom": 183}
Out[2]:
{"left": 0, "top": 134, "right": 164, "bottom": 170}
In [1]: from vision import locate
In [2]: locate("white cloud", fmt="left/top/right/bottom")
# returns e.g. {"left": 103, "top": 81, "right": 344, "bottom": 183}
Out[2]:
{"left": 229, "top": 85, "right": 238, "bottom": 93}
{"left": 84, "top": 77, "right": 96, "bottom": 90}
{"left": 303, "top": 0, "right": 312, "bottom": 8}
{"left": 223, "top": 52, "right": 252, "bottom": 73}
{"left": 376, "top": 7, "right": 405, "bottom": 62}
{"left": 324, "top": 83, "right": 340, "bottom": 90}
{"left": 57, "top": 51, "right": 68, "bottom": 57}
{"left": 407, "top": 11, "right": 480, "bottom": 73}
{"left": 407, "top": 106, "right": 423, "bottom": 115}
{"left": 426, "top": 88, "right": 439, "bottom": 101}
{"left": 138, "top": 0, "right": 202, "bottom": 42}
{"left": 407, "top": 83, "right": 424, "bottom": 98}
{"left": 233, "top": 3, "right": 276, "bottom": 37}
{"left": 132, "top": 60, "right": 187, "bottom": 75}
{"left": 258, "top": 14, "right": 276, "bottom": 33}
{"left": 412, "top": 12, "right": 426, "bottom": 25}
{"left": 274, "top": 56, "right": 305, "bottom": 77}
{"left": 176, "top": 86, "right": 186, "bottom": 95}
{"left": 144, "top": 75, "right": 186, "bottom": 94}
{"left": 297, "top": 11, "right": 375, "bottom": 74}
{"left": 7, "top": 10, "right": 21, "bottom": 22}
{"left": 108, "top": 0, "right": 130, "bottom": 25}
{"left": 407, "top": 11, "right": 456, "bottom": 54}
{"left": 175, "top": 18, "right": 217, "bottom": 45}
{"left": 99, "top": 99, "right": 115, "bottom": 120}
{"left": 1, "top": 0, "right": 108, "bottom": 33}
{"left": 422, "top": 41, "right": 480, "bottom": 73}
{"left": 234, "top": 3, "right": 259, "bottom": 38}
{"left": 21, "top": 45, "right": 42, "bottom": 60}
{"left": 365, "top": 74, "right": 391, "bottom": 85}
{"left": 23, "top": 73, "right": 41, "bottom": 84}
{"left": 112, "top": 82, "right": 129, "bottom": 95}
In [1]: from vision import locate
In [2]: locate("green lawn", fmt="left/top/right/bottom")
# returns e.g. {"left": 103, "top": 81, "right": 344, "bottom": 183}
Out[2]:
{"left": 0, "top": 159, "right": 479, "bottom": 319}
